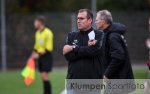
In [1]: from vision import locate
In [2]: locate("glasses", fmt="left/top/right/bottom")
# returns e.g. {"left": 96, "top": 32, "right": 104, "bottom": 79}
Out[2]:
{"left": 77, "top": 17, "right": 87, "bottom": 20}
{"left": 77, "top": 17, "right": 91, "bottom": 20}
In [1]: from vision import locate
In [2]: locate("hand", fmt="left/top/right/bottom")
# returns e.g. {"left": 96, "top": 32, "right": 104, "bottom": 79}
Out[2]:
{"left": 30, "top": 52, "right": 39, "bottom": 59}
{"left": 63, "top": 45, "right": 73, "bottom": 55}
{"left": 88, "top": 40, "right": 97, "bottom": 46}
{"left": 40, "top": 50, "right": 46, "bottom": 55}
{"left": 103, "top": 75, "right": 109, "bottom": 83}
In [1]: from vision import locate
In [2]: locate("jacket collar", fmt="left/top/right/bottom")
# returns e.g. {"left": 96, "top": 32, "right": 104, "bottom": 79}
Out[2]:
{"left": 103, "top": 23, "right": 112, "bottom": 33}
{"left": 79, "top": 27, "right": 94, "bottom": 34}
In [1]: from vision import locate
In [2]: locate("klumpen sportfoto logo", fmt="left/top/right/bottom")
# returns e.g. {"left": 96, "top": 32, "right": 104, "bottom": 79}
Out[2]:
{"left": 65, "top": 79, "right": 147, "bottom": 94}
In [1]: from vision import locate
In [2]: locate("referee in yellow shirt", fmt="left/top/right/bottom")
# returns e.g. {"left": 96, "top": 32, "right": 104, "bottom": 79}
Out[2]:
{"left": 30, "top": 16, "right": 53, "bottom": 94}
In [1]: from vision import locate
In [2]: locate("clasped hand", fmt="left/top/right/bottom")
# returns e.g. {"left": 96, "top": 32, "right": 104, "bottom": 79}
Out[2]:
{"left": 63, "top": 39, "right": 97, "bottom": 55}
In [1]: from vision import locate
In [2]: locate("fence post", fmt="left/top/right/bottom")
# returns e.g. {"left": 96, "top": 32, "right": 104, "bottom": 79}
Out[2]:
{"left": 1, "top": 0, "right": 7, "bottom": 71}
{"left": 91, "top": 0, "right": 97, "bottom": 29}
{"left": 71, "top": 13, "right": 77, "bottom": 32}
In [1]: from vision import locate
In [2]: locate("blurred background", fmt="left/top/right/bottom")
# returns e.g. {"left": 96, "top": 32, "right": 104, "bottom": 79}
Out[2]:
{"left": 0, "top": 0, "right": 150, "bottom": 70}
{"left": 0, "top": 0, "right": 150, "bottom": 94}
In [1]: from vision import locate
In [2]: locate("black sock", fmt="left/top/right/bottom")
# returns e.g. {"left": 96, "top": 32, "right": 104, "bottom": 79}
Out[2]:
{"left": 43, "top": 81, "right": 52, "bottom": 94}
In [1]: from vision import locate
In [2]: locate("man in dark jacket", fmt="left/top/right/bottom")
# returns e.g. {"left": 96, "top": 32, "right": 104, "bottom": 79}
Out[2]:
{"left": 95, "top": 10, "right": 134, "bottom": 94}
{"left": 63, "top": 9, "right": 104, "bottom": 79}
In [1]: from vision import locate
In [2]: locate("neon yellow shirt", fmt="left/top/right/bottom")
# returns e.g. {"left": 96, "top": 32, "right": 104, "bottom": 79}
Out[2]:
{"left": 34, "top": 27, "right": 53, "bottom": 53}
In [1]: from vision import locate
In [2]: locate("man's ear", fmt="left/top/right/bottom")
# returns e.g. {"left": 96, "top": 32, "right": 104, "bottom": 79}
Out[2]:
{"left": 102, "top": 20, "right": 106, "bottom": 25}
{"left": 88, "top": 18, "right": 93, "bottom": 24}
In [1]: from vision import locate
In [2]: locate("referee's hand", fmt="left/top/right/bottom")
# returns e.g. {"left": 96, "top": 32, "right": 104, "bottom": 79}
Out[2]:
{"left": 30, "top": 52, "right": 39, "bottom": 59}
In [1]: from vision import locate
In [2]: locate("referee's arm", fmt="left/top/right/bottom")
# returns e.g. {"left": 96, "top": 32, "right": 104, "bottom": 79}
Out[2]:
{"left": 45, "top": 30, "right": 53, "bottom": 53}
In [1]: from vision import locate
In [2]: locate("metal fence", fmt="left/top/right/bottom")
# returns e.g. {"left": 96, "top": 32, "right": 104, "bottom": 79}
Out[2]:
{"left": 0, "top": 11, "right": 150, "bottom": 70}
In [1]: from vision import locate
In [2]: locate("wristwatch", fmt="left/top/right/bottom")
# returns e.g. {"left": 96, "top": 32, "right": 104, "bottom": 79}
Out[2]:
{"left": 72, "top": 45, "right": 76, "bottom": 49}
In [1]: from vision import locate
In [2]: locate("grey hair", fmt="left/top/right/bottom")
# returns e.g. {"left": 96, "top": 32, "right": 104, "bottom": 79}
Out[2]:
{"left": 97, "top": 10, "right": 113, "bottom": 24}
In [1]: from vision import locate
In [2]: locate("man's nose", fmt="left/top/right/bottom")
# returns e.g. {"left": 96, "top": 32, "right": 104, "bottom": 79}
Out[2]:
{"left": 77, "top": 19, "right": 80, "bottom": 23}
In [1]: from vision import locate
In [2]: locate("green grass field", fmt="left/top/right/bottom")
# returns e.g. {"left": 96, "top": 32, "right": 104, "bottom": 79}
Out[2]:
{"left": 0, "top": 68, "right": 148, "bottom": 94}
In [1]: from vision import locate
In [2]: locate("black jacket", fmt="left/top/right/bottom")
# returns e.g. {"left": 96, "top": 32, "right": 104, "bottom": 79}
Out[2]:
{"left": 103, "top": 22, "right": 134, "bottom": 79}
{"left": 64, "top": 28, "right": 104, "bottom": 79}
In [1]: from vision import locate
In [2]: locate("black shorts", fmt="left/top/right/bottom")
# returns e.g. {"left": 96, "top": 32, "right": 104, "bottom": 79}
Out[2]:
{"left": 37, "top": 52, "right": 53, "bottom": 73}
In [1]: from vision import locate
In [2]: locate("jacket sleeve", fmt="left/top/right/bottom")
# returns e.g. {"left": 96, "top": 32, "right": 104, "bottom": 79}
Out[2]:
{"left": 73, "top": 31, "right": 104, "bottom": 57}
{"left": 104, "top": 33, "right": 125, "bottom": 78}
{"left": 64, "top": 32, "right": 80, "bottom": 61}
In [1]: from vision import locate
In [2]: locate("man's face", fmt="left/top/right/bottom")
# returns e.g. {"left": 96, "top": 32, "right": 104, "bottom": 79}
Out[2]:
{"left": 77, "top": 12, "right": 92, "bottom": 31}
{"left": 95, "top": 14, "right": 105, "bottom": 30}
{"left": 34, "top": 20, "right": 42, "bottom": 29}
